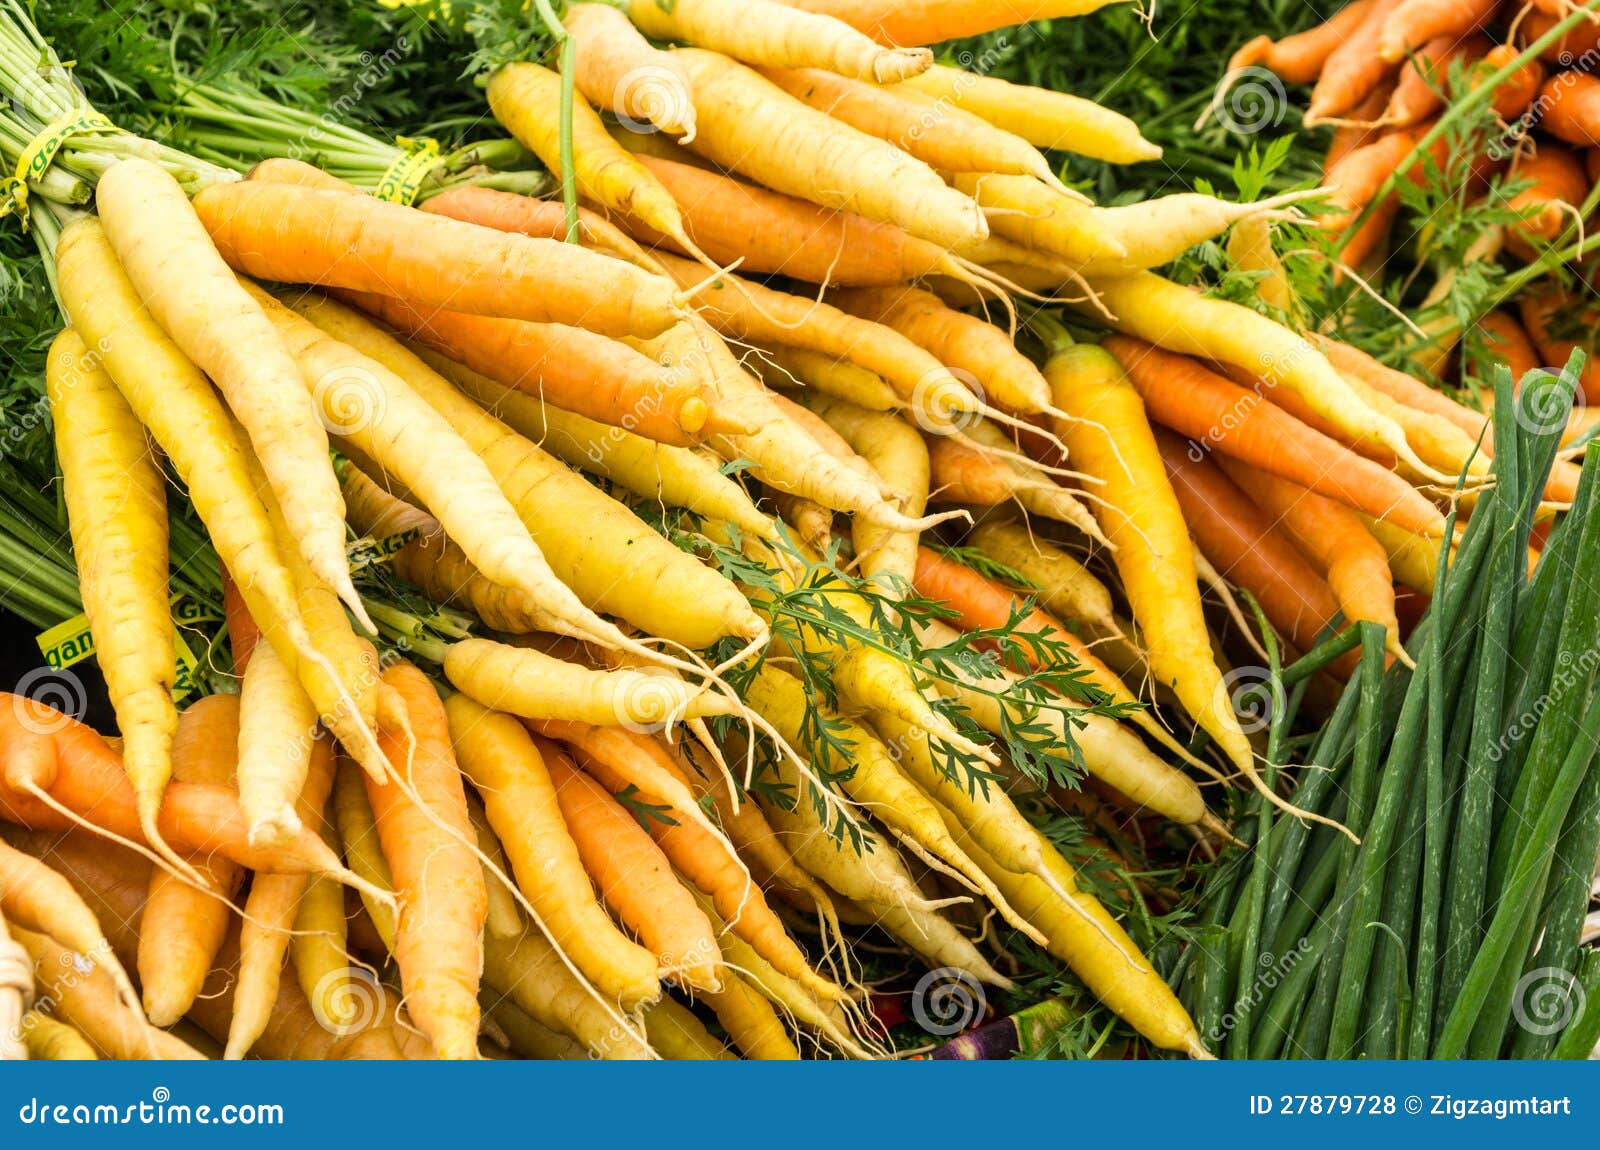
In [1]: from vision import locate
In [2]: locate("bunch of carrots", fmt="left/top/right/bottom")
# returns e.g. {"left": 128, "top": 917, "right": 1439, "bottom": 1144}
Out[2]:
{"left": 1206, "top": 0, "right": 1600, "bottom": 403}
{"left": 0, "top": 0, "right": 1589, "bottom": 1062}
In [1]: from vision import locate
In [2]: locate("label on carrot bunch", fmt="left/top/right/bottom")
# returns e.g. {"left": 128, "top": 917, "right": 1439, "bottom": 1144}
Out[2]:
{"left": 374, "top": 137, "right": 444, "bottom": 206}
{"left": 36, "top": 593, "right": 210, "bottom": 704}
{"left": 0, "top": 108, "right": 119, "bottom": 228}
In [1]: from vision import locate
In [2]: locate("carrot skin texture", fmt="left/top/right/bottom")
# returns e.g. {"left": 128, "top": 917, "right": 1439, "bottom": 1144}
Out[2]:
{"left": 363, "top": 664, "right": 487, "bottom": 1060}
{"left": 47, "top": 328, "right": 177, "bottom": 848}
{"left": 545, "top": 753, "right": 722, "bottom": 993}
{"left": 137, "top": 694, "right": 244, "bottom": 1027}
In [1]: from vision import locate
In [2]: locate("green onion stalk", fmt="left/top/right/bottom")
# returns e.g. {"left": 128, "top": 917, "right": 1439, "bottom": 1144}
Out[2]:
{"left": 1183, "top": 358, "right": 1600, "bottom": 1060}
{"left": 166, "top": 78, "right": 549, "bottom": 202}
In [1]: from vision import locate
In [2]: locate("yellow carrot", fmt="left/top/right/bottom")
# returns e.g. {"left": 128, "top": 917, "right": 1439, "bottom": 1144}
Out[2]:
{"left": 55, "top": 219, "right": 379, "bottom": 783}
{"left": 627, "top": 0, "right": 931, "bottom": 82}
{"left": 488, "top": 63, "right": 712, "bottom": 265}
{"left": 808, "top": 395, "right": 929, "bottom": 593}
{"left": 672, "top": 48, "right": 988, "bottom": 248}
{"left": 566, "top": 3, "right": 697, "bottom": 139}
{"left": 47, "top": 328, "right": 179, "bottom": 866}
{"left": 95, "top": 158, "right": 361, "bottom": 624}
{"left": 898, "top": 66, "right": 1161, "bottom": 163}
{"left": 443, "top": 638, "right": 735, "bottom": 727}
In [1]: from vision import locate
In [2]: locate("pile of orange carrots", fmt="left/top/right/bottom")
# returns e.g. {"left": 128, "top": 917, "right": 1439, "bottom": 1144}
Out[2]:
{"left": 1210, "top": 0, "right": 1600, "bottom": 402}
{"left": 0, "top": 0, "right": 1588, "bottom": 1062}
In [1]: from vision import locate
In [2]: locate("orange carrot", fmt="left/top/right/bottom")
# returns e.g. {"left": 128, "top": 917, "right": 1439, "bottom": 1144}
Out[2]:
{"left": 1517, "top": 10, "right": 1600, "bottom": 64}
{"left": 623, "top": 152, "right": 981, "bottom": 286}
{"left": 544, "top": 749, "right": 722, "bottom": 993}
{"left": 924, "top": 433, "right": 1102, "bottom": 542}
{"left": 566, "top": 4, "right": 697, "bottom": 139}
{"left": 1218, "top": 458, "right": 1406, "bottom": 661}
{"left": 1505, "top": 144, "right": 1589, "bottom": 260}
{"left": 137, "top": 694, "right": 245, "bottom": 1027}
{"left": 1377, "top": 0, "right": 1499, "bottom": 64}
{"left": 830, "top": 285, "right": 1051, "bottom": 414}
{"left": 649, "top": 253, "right": 976, "bottom": 424}
{"left": 1326, "top": 81, "right": 1397, "bottom": 171}
{"left": 1224, "top": 2, "right": 1376, "bottom": 84}
{"left": 362, "top": 664, "right": 487, "bottom": 1059}
{"left": 1306, "top": 0, "right": 1402, "bottom": 123}
{"left": 1381, "top": 34, "right": 1488, "bottom": 126}
{"left": 194, "top": 169, "right": 682, "bottom": 338}
{"left": 420, "top": 186, "right": 653, "bottom": 265}
{"left": 8, "top": 829, "right": 425, "bottom": 1060}
{"left": 1157, "top": 429, "right": 1343, "bottom": 659}
{"left": 1470, "top": 44, "right": 1545, "bottom": 121}
{"left": 487, "top": 62, "right": 713, "bottom": 264}
{"left": 220, "top": 565, "right": 259, "bottom": 677}
{"left": 1475, "top": 310, "right": 1544, "bottom": 384}
{"left": 558, "top": 729, "right": 845, "bottom": 1001}
{"left": 909, "top": 546, "right": 1209, "bottom": 771}
{"left": 338, "top": 291, "right": 724, "bottom": 446}
{"left": 1103, "top": 336, "right": 1446, "bottom": 536}
{"left": 0, "top": 698, "right": 372, "bottom": 887}
{"left": 668, "top": 49, "right": 988, "bottom": 248}
{"left": 1538, "top": 72, "right": 1600, "bottom": 148}
{"left": 1519, "top": 286, "right": 1600, "bottom": 405}
{"left": 1323, "top": 126, "right": 1437, "bottom": 230}
{"left": 447, "top": 698, "right": 661, "bottom": 1011}
{"left": 1324, "top": 331, "right": 1581, "bottom": 504}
